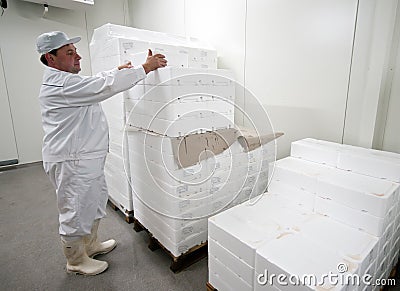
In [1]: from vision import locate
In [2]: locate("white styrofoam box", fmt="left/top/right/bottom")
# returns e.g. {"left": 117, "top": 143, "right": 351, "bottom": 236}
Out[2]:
{"left": 132, "top": 168, "right": 248, "bottom": 219}
{"left": 267, "top": 180, "right": 315, "bottom": 212}
{"left": 127, "top": 132, "right": 268, "bottom": 203}
{"left": 149, "top": 42, "right": 189, "bottom": 68}
{"left": 106, "top": 39, "right": 190, "bottom": 69}
{"left": 129, "top": 148, "right": 247, "bottom": 199}
{"left": 144, "top": 67, "right": 233, "bottom": 86}
{"left": 128, "top": 111, "right": 234, "bottom": 137}
{"left": 134, "top": 209, "right": 207, "bottom": 257}
{"left": 107, "top": 182, "right": 133, "bottom": 213}
{"left": 135, "top": 207, "right": 206, "bottom": 243}
{"left": 254, "top": 233, "right": 358, "bottom": 291}
{"left": 209, "top": 255, "right": 253, "bottom": 291}
{"left": 134, "top": 197, "right": 207, "bottom": 233}
{"left": 125, "top": 83, "right": 146, "bottom": 101}
{"left": 273, "top": 157, "right": 400, "bottom": 218}
{"left": 209, "top": 237, "right": 254, "bottom": 286}
{"left": 131, "top": 174, "right": 213, "bottom": 216}
{"left": 133, "top": 193, "right": 206, "bottom": 229}
{"left": 105, "top": 152, "right": 133, "bottom": 213}
{"left": 142, "top": 83, "right": 235, "bottom": 104}
{"left": 290, "top": 138, "right": 400, "bottom": 183}
{"left": 338, "top": 148, "right": 400, "bottom": 183}
{"left": 208, "top": 194, "right": 312, "bottom": 267}
{"left": 314, "top": 196, "right": 391, "bottom": 237}
{"left": 91, "top": 24, "right": 217, "bottom": 67}
{"left": 290, "top": 138, "right": 343, "bottom": 167}
{"left": 129, "top": 98, "right": 234, "bottom": 121}
{"left": 316, "top": 169, "right": 399, "bottom": 219}
{"left": 208, "top": 271, "right": 232, "bottom": 291}
{"left": 270, "top": 157, "right": 328, "bottom": 193}
{"left": 91, "top": 54, "right": 121, "bottom": 74}
{"left": 108, "top": 139, "right": 126, "bottom": 158}
{"left": 130, "top": 149, "right": 213, "bottom": 186}
{"left": 297, "top": 214, "right": 379, "bottom": 276}
{"left": 187, "top": 47, "right": 218, "bottom": 69}
{"left": 100, "top": 92, "right": 125, "bottom": 119}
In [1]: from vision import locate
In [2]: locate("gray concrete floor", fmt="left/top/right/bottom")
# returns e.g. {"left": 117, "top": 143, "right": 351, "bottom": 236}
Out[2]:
{"left": 0, "top": 162, "right": 208, "bottom": 291}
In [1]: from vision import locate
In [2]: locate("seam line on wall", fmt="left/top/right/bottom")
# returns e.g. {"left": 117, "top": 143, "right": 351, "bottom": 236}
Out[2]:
{"left": 243, "top": 0, "right": 248, "bottom": 126}
{"left": 0, "top": 45, "right": 20, "bottom": 160}
{"left": 341, "top": 0, "right": 360, "bottom": 144}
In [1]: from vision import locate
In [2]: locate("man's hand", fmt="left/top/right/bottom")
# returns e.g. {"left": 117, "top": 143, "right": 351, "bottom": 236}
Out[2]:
{"left": 118, "top": 61, "right": 133, "bottom": 70}
{"left": 142, "top": 49, "right": 167, "bottom": 74}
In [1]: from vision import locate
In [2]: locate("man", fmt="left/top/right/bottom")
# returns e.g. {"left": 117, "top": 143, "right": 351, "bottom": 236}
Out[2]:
{"left": 36, "top": 31, "right": 167, "bottom": 275}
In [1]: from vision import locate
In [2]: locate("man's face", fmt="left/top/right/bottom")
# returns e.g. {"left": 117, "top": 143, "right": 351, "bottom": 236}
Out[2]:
{"left": 51, "top": 44, "right": 81, "bottom": 74}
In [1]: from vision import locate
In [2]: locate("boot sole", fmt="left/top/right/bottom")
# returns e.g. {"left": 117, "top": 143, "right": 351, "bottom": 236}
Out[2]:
{"left": 67, "top": 263, "right": 108, "bottom": 276}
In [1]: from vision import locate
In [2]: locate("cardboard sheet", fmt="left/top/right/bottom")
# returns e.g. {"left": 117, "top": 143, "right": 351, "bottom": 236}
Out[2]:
{"left": 128, "top": 126, "right": 283, "bottom": 169}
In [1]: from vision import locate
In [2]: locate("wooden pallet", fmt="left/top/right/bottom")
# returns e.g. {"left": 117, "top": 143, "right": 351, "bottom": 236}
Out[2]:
{"left": 206, "top": 282, "right": 217, "bottom": 291}
{"left": 107, "top": 199, "right": 134, "bottom": 223}
{"left": 133, "top": 218, "right": 208, "bottom": 273}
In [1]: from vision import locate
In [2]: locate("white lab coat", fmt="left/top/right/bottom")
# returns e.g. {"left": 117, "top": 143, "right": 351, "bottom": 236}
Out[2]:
{"left": 40, "top": 66, "right": 146, "bottom": 237}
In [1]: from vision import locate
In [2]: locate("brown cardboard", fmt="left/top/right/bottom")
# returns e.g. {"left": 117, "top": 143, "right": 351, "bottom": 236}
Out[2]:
{"left": 170, "top": 128, "right": 237, "bottom": 168}
{"left": 236, "top": 127, "right": 284, "bottom": 152}
{"left": 127, "top": 125, "right": 283, "bottom": 169}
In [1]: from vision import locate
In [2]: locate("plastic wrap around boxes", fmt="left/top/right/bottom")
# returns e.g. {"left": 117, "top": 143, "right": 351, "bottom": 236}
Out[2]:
{"left": 89, "top": 23, "right": 227, "bottom": 217}
{"left": 129, "top": 130, "right": 272, "bottom": 256}
{"left": 209, "top": 139, "right": 400, "bottom": 291}
{"left": 90, "top": 24, "right": 273, "bottom": 257}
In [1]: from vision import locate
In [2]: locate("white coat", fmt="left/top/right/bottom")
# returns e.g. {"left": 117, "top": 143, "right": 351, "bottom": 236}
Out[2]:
{"left": 40, "top": 66, "right": 146, "bottom": 237}
{"left": 39, "top": 66, "right": 146, "bottom": 162}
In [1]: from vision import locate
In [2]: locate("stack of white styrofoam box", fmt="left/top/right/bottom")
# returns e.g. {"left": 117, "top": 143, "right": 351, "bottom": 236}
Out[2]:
{"left": 208, "top": 193, "right": 380, "bottom": 291}
{"left": 208, "top": 194, "right": 312, "bottom": 291}
{"left": 291, "top": 138, "right": 400, "bottom": 183}
{"left": 270, "top": 157, "right": 399, "bottom": 237}
{"left": 296, "top": 214, "right": 379, "bottom": 278}
{"left": 90, "top": 23, "right": 217, "bottom": 73}
{"left": 101, "top": 90, "right": 134, "bottom": 214}
{"left": 289, "top": 139, "right": 400, "bottom": 284}
{"left": 126, "top": 67, "right": 235, "bottom": 137}
{"left": 128, "top": 130, "right": 271, "bottom": 257}
{"left": 255, "top": 232, "right": 360, "bottom": 291}
{"left": 90, "top": 24, "right": 217, "bottom": 69}
{"left": 208, "top": 140, "right": 399, "bottom": 291}
{"left": 89, "top": 23, "right": 221, "bottom": 216}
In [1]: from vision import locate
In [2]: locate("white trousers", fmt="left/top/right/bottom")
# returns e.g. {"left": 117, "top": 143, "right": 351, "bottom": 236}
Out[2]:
{"left": 43, "top": 157, "right": 108, "bottom": 238}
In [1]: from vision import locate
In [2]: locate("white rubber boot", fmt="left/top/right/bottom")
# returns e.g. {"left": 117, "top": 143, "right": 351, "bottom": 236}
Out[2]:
{"left": 85, "top": 219, "right": 117, "bottom": 258}
{"left": 61, "top": 237, "right": 108, "bottom": 275}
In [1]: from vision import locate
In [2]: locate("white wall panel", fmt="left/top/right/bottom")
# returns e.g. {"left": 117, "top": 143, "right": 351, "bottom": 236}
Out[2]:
{"left": 344, "top": 0, "right": 399, "bottom": 150}
{"left": 184, "top": 0, "right": 246, "bottom": 125}
{"left": 0, "top": 1, "right": 88, "bottom": 164}
{"left": 0, "top": 49, "right": 18, "bottom": 164}
{"left": 130, "top": 0, "right": 185, "bottom": 36}
{"left": 382, "top": 34, "right": 400, "bottom": 153}
{"left": 0, "top": 0, "right": 127, "bottom": 164}
{"left": 245, "top": 0, "right": 358, "bottom": 158}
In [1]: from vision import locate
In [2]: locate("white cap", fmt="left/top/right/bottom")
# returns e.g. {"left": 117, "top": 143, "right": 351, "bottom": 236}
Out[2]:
{"left": 36, "top": 31, "right": 81, "bottom": 54}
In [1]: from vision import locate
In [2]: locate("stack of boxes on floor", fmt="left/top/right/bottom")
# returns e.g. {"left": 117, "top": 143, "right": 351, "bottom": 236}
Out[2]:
{"left": 209, "top": 138, "right": 400, "bottom": 291}
{"left": 90, "top": 23, "right": 272, "bottom": 257}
